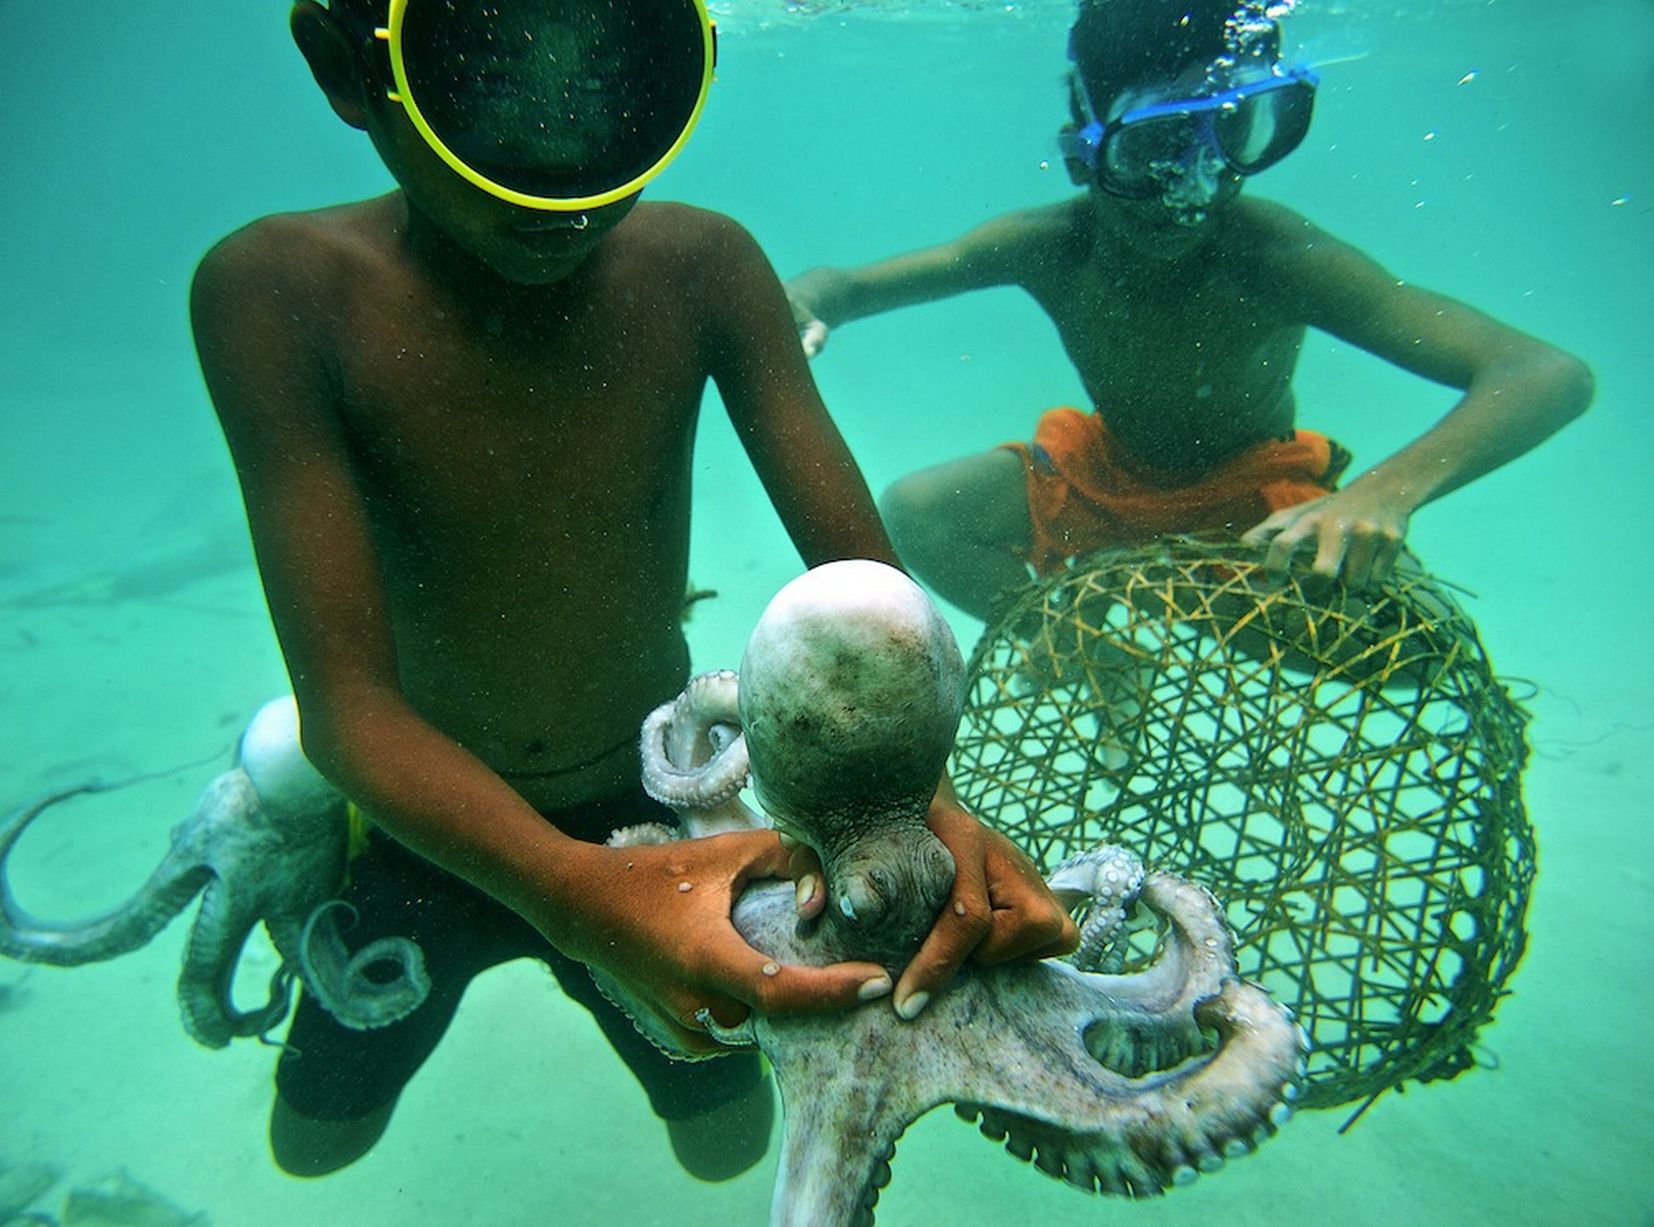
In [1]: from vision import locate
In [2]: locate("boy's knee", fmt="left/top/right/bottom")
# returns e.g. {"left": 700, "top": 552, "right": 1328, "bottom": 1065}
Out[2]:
{"left": 664, "top": 1075, "right": 775, "bottom": 1183}
{"left": 878, "top": 472, "right": 922, "bottom": 529}
{"left": 879, "top": 473, "right": 950, "bottom": 560}
{"left": 269, "top": 1092, "right": 397, "bottom": 1177}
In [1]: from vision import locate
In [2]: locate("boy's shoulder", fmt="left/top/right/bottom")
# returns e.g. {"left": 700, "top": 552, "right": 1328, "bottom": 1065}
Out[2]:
{"left": 624, "top": 200, "right": 781, "bottom": 278}
{"left": 1222, "top": 197, "right": 1350, "bottom": 272}
{"left": 625, "top": 199, "right": 749, "bottom": 242}
{"left": 968, "top": 198, "right": 1085, "bottom": 251}
{"left": 1216, "top": 198, "right": 1391, "bottom": 320}
{"left": 954, "top": 197, "right": 1089, "bottom": 284}
{"left": 620, "top": 202, "right": 798, "bottom": 312}
{"left": 193, "top": 197, "right": 395, "bottom": 308}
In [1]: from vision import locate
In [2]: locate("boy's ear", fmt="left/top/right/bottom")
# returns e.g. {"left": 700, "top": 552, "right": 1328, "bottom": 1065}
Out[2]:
{"left": 291, "top": 0, "right": 370, "bottom": 131}
{"left": 1057, "top": 125, "right": 1091, "bottom": 188}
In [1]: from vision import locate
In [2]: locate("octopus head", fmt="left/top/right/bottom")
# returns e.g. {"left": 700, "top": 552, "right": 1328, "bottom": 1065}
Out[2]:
{"left": 239, "top": 696, "right": 341, "bottom": 816}
{"left": 740, "top": 561, "right": 965, "bottom": 834}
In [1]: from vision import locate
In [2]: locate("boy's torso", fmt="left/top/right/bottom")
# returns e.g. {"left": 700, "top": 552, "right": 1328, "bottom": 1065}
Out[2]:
{"left": 285, "top": 197, "right": 720, "bottom": 804}
{"left": 1020, "top": 198, "right": 1309, "bottom": 474}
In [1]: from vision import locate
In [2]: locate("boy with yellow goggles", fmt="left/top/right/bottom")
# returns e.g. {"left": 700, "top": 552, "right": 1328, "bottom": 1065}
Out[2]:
{"left": 190, "top": 0, "right": 1078, "bottom": 1187}
{"left": 331, "top": 0, "right": 716, "bottom": 212}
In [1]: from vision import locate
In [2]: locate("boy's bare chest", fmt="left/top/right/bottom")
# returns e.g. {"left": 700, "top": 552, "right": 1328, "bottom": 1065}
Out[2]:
{"left": 1053, "top": 264, "right": 1280, "bottom": 374}
{"left": 1039, "top": 265, "right": 1300, "bottom": 446}
{"left": 335, "top": 301, "right": 703, "bottom": 533}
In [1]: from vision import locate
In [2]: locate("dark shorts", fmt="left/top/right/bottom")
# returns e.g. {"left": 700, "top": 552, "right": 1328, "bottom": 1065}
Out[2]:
{"left": 275, "top": 789, "right": 764, "bottom": 1124}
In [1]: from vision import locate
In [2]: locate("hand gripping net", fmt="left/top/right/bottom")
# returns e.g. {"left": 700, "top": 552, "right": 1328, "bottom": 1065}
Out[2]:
{"left": 951, "top": 538, "right": 1535, "bottom": 1113}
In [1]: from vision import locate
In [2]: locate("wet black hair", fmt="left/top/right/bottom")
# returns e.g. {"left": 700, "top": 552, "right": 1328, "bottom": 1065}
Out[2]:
{"left": 319, "top": 0, "right": 391, "bottom": 81}
{"left": 1070, "top": 0, "right": 1281, "bottom": 112}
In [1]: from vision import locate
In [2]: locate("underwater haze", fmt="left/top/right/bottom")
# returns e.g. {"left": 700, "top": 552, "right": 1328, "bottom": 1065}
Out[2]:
{"left": 1, "top": 0, "right": 1650, "bottom": 1224}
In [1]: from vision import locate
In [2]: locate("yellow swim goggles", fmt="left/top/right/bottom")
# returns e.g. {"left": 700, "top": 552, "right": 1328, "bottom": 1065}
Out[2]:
{"left": 353, "top": 0, "right": 716, "bottom": 213}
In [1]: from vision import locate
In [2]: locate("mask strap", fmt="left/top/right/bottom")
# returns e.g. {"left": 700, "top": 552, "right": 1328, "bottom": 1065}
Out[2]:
{"left": 373, "top": 27, "right": 402, "bottom": 103}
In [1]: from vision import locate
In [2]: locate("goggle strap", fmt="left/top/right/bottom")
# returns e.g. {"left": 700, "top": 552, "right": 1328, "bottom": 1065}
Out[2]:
{"left": 373, "top": 27, "right": 401, "bottom": 102}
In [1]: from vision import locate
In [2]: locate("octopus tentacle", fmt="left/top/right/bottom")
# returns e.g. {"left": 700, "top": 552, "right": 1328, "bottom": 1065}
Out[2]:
{"left": 768, "top": 1068, "right": 904, "bottom": 1227}
{"left": 176, "top": 879, "right": 292, "bottom": 1048}
{"left": 941, "top": 867, "right": 1303, "bottom": 1201}
{"left": 1046, "top": 845, "right": 1146, "bottom": 973}
{"left": 294, "top": 900, "right": 431, "bottom": 1031}
{"left": 0, "top": 780, "right": 217, "bottom": 966}
{"left": 638, "top": 670, "right": 751, "bottom": 822}
{"left": 607, "top": 822, "right": 678, "bottom": 847}
{"left": 950, "top": 976, "right": 1302, "bottom": 1197}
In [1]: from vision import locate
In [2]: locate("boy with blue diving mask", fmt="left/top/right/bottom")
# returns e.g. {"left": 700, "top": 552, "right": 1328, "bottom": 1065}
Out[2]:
{"left": 1059, "top": 7, "right": 1315, "bottom": 226}
{"left": 788, "top": 0, "right": 1591, "bottom": 616}
{"left": 193, "top": 0, "right": 1074, "bottom": 1183}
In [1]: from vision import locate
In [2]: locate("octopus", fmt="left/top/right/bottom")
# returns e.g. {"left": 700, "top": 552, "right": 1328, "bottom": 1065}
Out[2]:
{"left": 619, "top": 559, "right": 1307, "bottom": 1225}
{"left": 0, "top": 696, "right": 428, "bottom": 1048}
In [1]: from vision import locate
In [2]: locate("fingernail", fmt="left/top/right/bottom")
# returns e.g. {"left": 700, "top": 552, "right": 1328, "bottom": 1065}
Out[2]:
{"left": 895, "top": 990, "right": 930, "bottom": 1020}
{"left": 777, "top": 831, "right": 800, "bottom": 851}
{"left": 795, "top": 873, "right": 818, "bottom": 911}
{"left": 858, "top": 976, "right": 892, "bottom": 1002}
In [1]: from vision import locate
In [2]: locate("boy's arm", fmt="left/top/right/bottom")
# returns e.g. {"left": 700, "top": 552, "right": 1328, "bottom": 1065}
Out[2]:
{"left": 1244, "top": 208, "right": 1593, "bottom": 586}
{"left": 708, "top": 218, "right": 1077, "bottom": 1017}
{"left": 785, "top": 210, "right": 1041, "bottom": 358}
{"left": 190, "top": 221, "right": 887, "bottom": 1053}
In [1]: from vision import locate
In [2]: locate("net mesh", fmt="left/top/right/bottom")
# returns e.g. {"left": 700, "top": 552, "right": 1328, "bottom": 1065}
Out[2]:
{"left": 950, "top": 538, "right": 1535, "bottom": 1111}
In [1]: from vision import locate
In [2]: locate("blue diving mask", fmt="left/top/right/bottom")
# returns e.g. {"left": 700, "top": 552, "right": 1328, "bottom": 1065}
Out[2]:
{"left": 1060, "top": 41, "right": 1317, "bottom": 205}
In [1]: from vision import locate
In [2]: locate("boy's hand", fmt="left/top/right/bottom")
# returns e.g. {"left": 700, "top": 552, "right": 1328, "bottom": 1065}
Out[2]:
{"left": 1242, "top": 486, "right": 1413, "bottom": 590}
{"left": 784, "top": 267, "right": 849, "bottom": 359}
{"left": 890, "top": 798, "right": 1078, "bottom": 1020}
{"left": 545, "top": 832, "right": 893, "bottom": 1055}
{"left": 787, "top": 291, "right": 831, "bottom": 359}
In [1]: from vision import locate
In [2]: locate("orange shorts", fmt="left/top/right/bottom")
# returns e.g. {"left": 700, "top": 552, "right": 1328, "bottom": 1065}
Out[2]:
{"left": 1001, "top": 407, "right": 1351, "bottom": 576}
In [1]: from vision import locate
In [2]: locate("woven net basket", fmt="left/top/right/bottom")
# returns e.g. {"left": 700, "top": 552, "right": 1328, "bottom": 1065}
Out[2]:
{"left": 951, "top": 538, "right": 1534, "bottom": 1112}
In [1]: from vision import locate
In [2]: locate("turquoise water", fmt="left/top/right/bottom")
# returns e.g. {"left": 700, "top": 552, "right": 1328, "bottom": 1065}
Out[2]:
{"left": 1, "top": 0, "right": 1650, "bottom": 1223}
